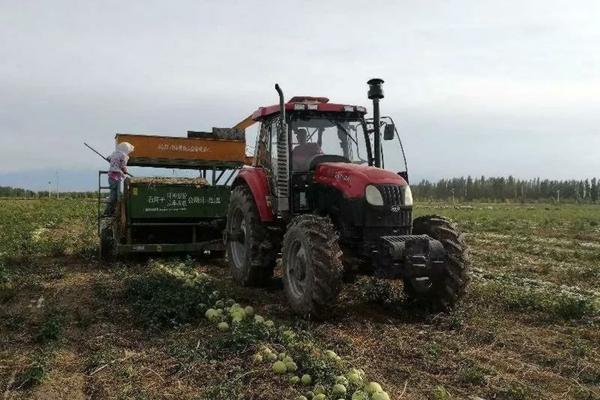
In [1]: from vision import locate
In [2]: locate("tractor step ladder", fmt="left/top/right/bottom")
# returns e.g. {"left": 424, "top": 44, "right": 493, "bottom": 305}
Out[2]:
{"left": 97, "top": 171, "right": 111, "bottom": 235}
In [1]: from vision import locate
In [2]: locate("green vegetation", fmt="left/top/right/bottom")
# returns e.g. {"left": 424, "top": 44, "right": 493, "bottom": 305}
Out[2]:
{"left": 15, "top": 355, "right": 49, "bottom": 389}
{"left": 0, "top": 185, "right": 95, "bottom": 198}
{"left": 124, "top": 261, "right": 215, "bottom": 329}
{"left": 0, "top": 198, "right": 96, "bottom": 262}
{"left": 35, "top": 308, "right": 66, "bottom": 344}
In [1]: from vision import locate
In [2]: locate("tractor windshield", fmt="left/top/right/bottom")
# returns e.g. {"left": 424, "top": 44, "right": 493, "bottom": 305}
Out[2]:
{"left": 289, "top": 115, "right": 369, "bottom": 171}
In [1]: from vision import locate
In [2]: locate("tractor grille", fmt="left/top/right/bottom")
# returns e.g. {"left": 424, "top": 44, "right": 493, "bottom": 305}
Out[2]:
{"left": 392, "top": 208, "right": 412, "bottom": 226}
{"left": 364, "top": 201, "right": 412, "bottom": 228}
{"left": 373, "top": 184, "right": 411, "bottom": 227}
{"left": 378, "top": 184, "right": 404, "bottom": 206}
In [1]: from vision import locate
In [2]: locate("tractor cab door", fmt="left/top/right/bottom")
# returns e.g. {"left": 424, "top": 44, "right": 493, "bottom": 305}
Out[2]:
{"left": 254, "top": 117, "right": 279, "bottom": 198}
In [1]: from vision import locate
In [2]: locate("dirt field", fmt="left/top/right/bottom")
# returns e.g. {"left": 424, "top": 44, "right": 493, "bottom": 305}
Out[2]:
{"left": 1, "top": 199, "right": 598, "bottom": 400}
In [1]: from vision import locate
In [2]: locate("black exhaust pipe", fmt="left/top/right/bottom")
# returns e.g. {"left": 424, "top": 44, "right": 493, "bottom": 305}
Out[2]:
{"left": 275, "top": 84, "right": 285, "bottom": 123}
{"left": 274, "top": 83, "right": 289, "bottom": 214}
{"left": 367, "top": 78, "right": 384, "bottom": 168}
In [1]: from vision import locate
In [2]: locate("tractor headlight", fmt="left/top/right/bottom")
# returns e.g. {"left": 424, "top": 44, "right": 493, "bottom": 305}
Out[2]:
{"left": 365, "top": 185, "right": 384, "bottom": 206}
{"left": 403, "top": 185, "right": 413, "bottom": 206}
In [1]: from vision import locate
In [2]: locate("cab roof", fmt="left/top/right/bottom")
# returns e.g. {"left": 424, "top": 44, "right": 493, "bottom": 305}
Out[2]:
{"left": 251, "top": 96, "right": 367, "bottom": 121}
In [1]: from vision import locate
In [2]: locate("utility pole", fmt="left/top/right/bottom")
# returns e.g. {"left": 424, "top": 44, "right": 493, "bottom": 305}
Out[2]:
{"left": 48, "top": 181, "right": 52, "bottom": 198}
{"left": 55, "top": 171, "right": 59, "bottom": 199}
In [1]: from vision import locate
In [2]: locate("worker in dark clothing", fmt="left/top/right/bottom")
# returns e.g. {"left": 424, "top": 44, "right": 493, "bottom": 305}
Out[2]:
{"left": 292, "top": 128, "right": 322, "bottom": 171}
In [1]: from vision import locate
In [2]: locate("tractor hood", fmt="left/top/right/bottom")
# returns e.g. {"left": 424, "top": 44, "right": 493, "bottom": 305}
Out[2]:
{"left": 313, "top": 162, "right": 407, "bottom": 198}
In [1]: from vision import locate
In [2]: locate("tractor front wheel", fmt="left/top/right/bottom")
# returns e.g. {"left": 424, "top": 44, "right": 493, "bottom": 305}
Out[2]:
{"left": 282, "top": 215, "right": 344, "bottom": 319}
{"left": 226, "top": 185, "right": 276, "bottom": 286}
{"left": 405, "top": 215, "right": 469, "bottom": 311}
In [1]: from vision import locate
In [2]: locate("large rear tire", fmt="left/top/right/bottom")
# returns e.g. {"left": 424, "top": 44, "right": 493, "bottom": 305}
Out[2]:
{"left": 282, "top": 215, "right": 344, "bottom": 319}
{"left": 406, "top": 215, "right": 469, "bottom": 311}
{"left": 226, "top": 185, "right": 276, "bottom": 286}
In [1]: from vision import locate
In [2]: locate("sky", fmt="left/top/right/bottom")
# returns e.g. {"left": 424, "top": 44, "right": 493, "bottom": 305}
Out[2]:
{"left": 1, "top": 0, "right": 599, "bottom": 191}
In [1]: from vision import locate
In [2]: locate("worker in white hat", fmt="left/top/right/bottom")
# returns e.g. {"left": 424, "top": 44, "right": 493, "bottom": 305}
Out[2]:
{"left": 103, "top": 142, "right": 134, "bottom": 216}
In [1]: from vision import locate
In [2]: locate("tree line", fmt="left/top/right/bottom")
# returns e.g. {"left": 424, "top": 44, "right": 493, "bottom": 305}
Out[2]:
{"left": 0, "top": 186, "right": 95, "bottom": 199}
{"left": 412, "top": 176, "right": 600, "bottom": 202}
{"left": 3, "top": 177, "right": 600, "bottom": 202}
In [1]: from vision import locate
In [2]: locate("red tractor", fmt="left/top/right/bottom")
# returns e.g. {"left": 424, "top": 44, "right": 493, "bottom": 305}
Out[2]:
{"left": 225, "top": 79, "right": 469, "bottom": 318}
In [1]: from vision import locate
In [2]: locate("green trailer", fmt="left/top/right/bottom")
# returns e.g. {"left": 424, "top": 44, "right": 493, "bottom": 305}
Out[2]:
{"left": 98, "top": 131, "right": 248, "bottom": 259}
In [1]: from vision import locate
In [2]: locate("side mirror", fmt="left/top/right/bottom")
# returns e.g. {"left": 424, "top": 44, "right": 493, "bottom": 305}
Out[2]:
{"left": 383, "top": 124, "right": 395, "bottom": 140}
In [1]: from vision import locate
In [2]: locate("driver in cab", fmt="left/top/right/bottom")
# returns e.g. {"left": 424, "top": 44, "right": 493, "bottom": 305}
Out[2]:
{"left": 292, "top": 128, "right": 322, "bottom": 171}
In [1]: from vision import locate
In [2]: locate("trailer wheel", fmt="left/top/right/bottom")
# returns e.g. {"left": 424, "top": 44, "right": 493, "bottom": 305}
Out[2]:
{"left": 406, "top": 215, "right": 469, "bottom": 311}
{"left": 282, "top": 215, "right": 344, "bottom": 319}
{"left": 226, "top": 185, "right": 276, "bottom": 286}
{"left": 99, "top": 222, "right": 116, "bottom": 261}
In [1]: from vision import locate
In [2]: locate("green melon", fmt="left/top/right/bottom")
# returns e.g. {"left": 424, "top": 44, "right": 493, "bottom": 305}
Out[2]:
{"left": 313, "top": 384, "right": 326, "bottom": 395}
{"left": 335, "top": 376, "right": 348, "bottom": 386}
{"left": 272, "top": 361, "right": 287, "bottom": 374}
{"left": 204, "top": 308, "right": 217, "bottom": 320}
{"left": 332, "top": 384, "right": 346, "bottom": 396}
{"left": 365, "top": 382, "right": 382, "bottom": 394}
{"left": 372, "top": 391, "right": 390, "bottom": 400}
{"left": 252, "top": 353, "right": 263, "bottom": 364}
{"left": 282, "top": 330, "right": 296, "bottom": 340}
{"left": 285, "top": 361, "right": 298, "bottom": 372}
{"left": 324, "top": 350, "right": 337, "bottom": 360}
{"left": 351, "top": 390, "right": 368, "bottom": 400}
{"left": 346, "top": 372, "right": 362, "bottom": 386}
{"left": 301, "top": 374, "right": 312, "bottom": 385}
{"left": 254, "top": 315, "right": 265, "bottom": 323}
{"left": 217, "top": 322, "right": 229, "bottom": 331}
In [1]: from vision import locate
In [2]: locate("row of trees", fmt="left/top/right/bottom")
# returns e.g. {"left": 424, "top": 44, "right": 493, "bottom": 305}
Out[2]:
{"left": 0, "top": 186, "right": 37, "bottom": 197}
{"left": 0, "top": 186, "right": 95, "bottom": 199}
{"left": 412, "top": 176, "right": 600, "bottom": 202}
{"left": 3, "top": 177, "right": 600, "bottom": 202}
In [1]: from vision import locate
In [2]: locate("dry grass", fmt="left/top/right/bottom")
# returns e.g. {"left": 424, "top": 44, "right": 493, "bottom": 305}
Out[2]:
{"left": 0, "top": 200, "right": 599, "bottom": 399}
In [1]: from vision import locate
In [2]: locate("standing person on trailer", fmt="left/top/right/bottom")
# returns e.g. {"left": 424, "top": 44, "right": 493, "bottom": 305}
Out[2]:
{"left": 103, "top": 142, "right": 134, "bottom": 216}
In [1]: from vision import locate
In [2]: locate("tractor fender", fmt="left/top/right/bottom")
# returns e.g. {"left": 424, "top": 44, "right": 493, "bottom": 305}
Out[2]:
{"left": 232, "top": 167, "right": 274, "bottom": 222}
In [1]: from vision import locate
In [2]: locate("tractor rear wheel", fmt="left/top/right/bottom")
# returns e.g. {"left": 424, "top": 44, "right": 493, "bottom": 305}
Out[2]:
{"left": 405, "top": 215, "right": 469, "bottom": 311}
{"left": 226, "top": 185, "right": 276, "bottom": 286}
{"left": 282, "top": 215, "right": 344, "bottom": 319}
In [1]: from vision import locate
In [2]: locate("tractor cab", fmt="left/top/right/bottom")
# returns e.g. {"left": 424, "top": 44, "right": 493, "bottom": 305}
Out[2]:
{"left": 246, "top": 92, "right": 411, "bottom": 219}
{"left": 251, "top": 95, "right": 407, "bottom": 173}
